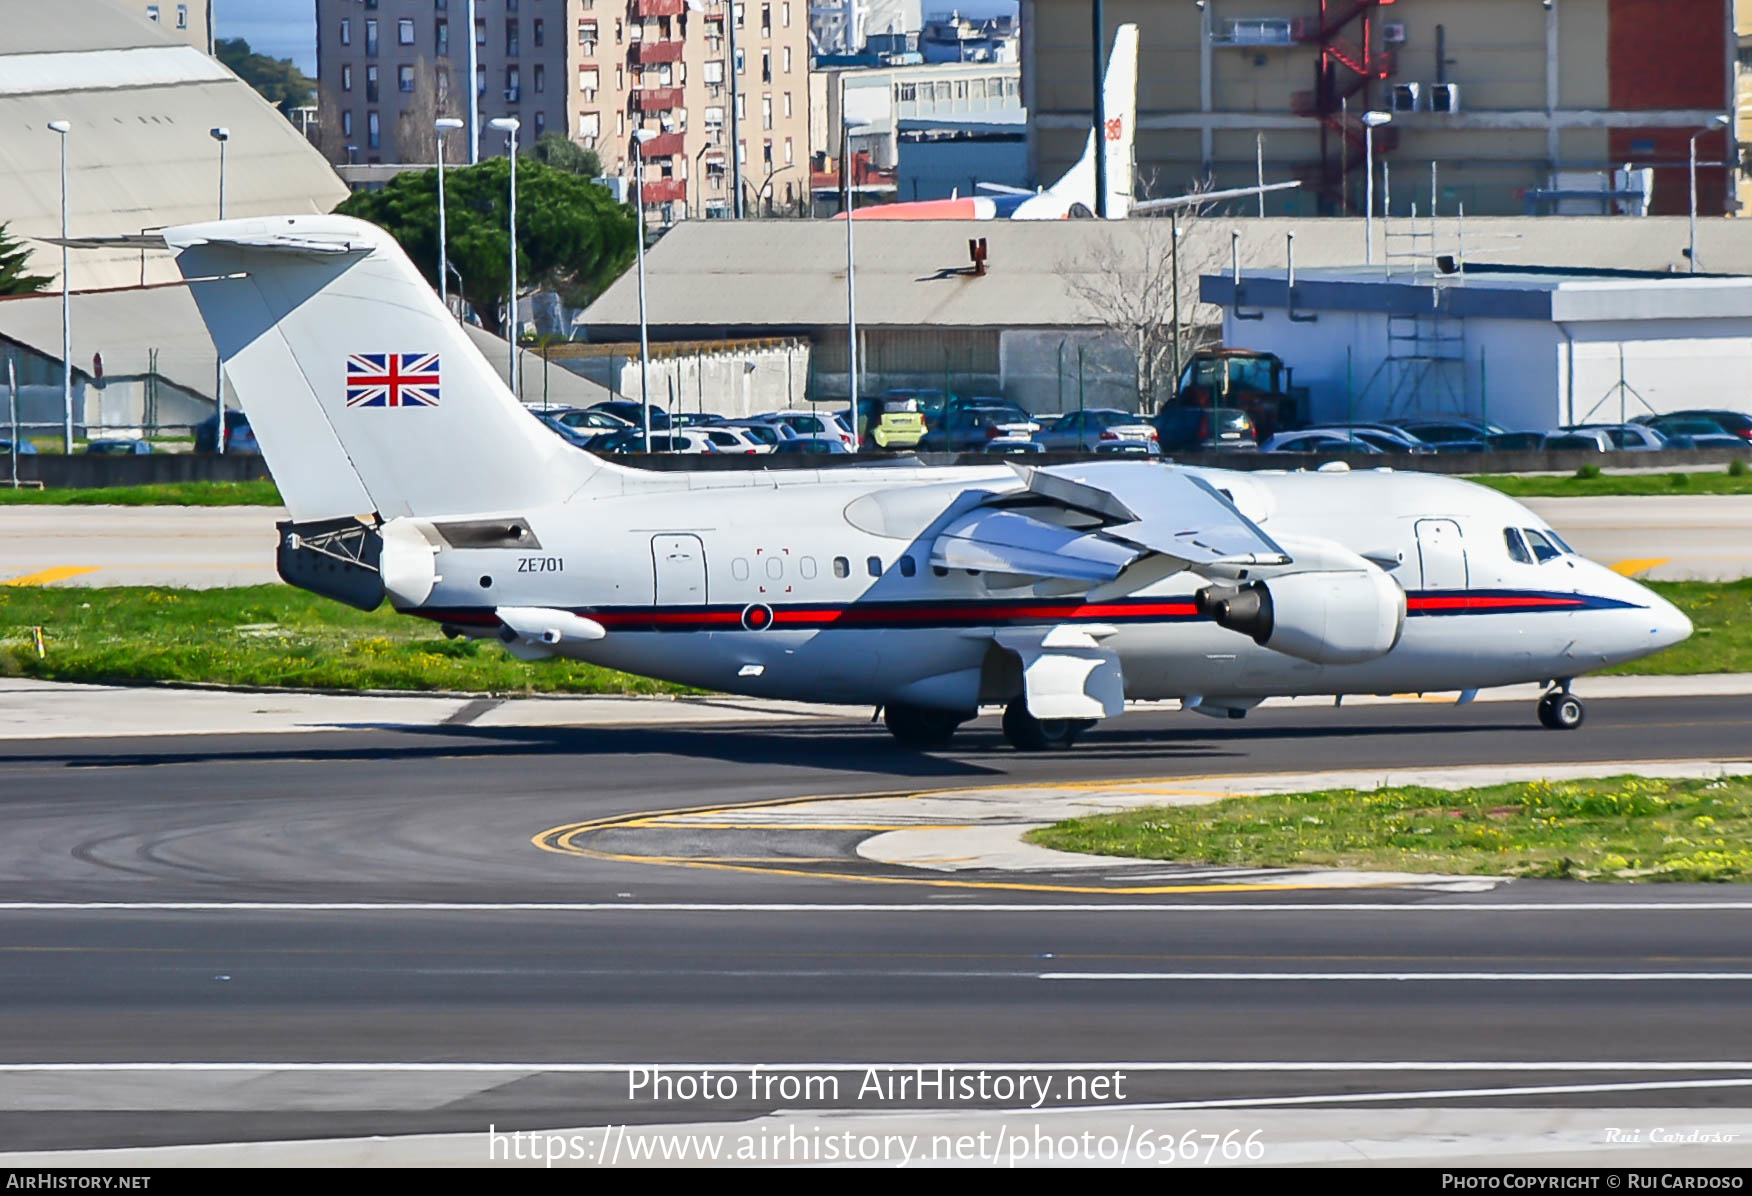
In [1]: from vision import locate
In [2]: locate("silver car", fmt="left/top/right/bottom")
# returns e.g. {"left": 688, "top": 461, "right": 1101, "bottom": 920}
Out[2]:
{"left": 1034, "top": 407, "right": 1159, "bottom": 452}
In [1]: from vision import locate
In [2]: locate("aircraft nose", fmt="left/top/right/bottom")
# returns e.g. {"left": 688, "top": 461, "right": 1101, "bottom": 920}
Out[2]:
{"left": 1648, "top": 593, "right": 1694, "bottom": 651}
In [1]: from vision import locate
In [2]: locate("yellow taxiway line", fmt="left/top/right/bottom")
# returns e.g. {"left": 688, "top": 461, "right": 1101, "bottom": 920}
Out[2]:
{"left": 1609, "top": 558, "right": 1670, "bottom": 578}
{"left": 1, "top": 566, "right": 100, "bottom": 587}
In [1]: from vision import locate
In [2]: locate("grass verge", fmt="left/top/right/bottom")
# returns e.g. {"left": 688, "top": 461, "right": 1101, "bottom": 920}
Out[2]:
{"left": 0, "top": 481, "right": 283, "bottom": 506}
{"left": 1604, "top": 579, "right": 1752, "bottom": 675}
{"left": 1471, "top": 469, "right": 1752, "bottom": 498}
{"left": 1026, "top": 775, "right": 1752, "bottom": 882}
{"left": 0, "top": 585, "right": 685, "bottom": 695}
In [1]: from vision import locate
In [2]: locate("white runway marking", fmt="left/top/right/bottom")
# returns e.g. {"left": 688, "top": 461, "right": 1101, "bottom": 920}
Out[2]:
{"left": 1043, "top": 971, "right": 1752, "bottom": 982}
{"left": 5, "top": 901, "right": 1752, "bottom": 913}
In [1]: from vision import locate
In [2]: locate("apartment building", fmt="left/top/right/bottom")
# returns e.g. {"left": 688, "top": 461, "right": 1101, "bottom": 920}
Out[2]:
{"left": 316, "top": 0, "right": 813, "bottom": 221}
{"left": 1023, "top": 0, "right": 1738, "bottom": 218}
{"left": 137, "top": 0, "right": 209, "bottom": 50}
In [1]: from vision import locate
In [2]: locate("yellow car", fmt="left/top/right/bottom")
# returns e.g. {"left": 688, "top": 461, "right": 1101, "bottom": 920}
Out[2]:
{"left": 860, "top": 395, "right": 928, "bottom": 450}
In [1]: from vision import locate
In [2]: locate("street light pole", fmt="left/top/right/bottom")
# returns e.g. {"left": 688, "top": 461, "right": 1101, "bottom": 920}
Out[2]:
{"left": 1362, "top": 111, "right": 1392, "bottom": 266}
{"left": 465, "top": 0, "right": 480, "bottom": 163}
{"left": 209, "top": 126, "right": 230, "bottom": 453}
{"left": 632, "top": 129, "right": 656, "bottom": 448}
{"left": 1689, "top": 115, "right": 1729, "bottom": 274}
{"left": 210, "top": 127, "right": 229, "bottom": 218}
{"left": 843, "top": 115, "right": 859, "bottom": 416}
{"left": 727, "top": 0, "right": 744, "bottom": 218}
{"left": 488, "top": 116, "right": 520, "bottom": 395}
{"left": 49, "top": 120, "right": 72, "bottom": 455}
{"left": 435, "top": 117, "right": 464, "bottom": 310}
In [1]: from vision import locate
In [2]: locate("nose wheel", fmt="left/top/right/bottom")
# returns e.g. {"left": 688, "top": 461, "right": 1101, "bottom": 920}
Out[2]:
{"left": 1537, "top": 687, "right": 1585, "bottom": 731}
{"left": 1002, "top": 700, "right": 1095, "bottom": 752}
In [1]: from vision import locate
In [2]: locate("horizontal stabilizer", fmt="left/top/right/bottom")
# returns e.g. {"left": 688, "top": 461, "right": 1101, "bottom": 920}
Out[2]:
{"left": 976, "top": 182, "right": 1035, "bottom": 196}
{"left": 1131, "top": 180, "right": 1302, "bottom": 216}
{"left": 46, "top": 231, "right": 369, "bottom": 257}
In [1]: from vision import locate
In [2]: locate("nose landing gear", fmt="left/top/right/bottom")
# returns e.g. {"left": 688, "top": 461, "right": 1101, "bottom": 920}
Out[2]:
{"left": 1537, "top": 684, "right": 1585, "bottom": 731}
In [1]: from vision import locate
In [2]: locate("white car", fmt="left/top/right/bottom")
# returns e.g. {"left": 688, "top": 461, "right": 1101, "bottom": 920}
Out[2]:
{"left": 756, "top": 410, "right": 858, "bottom": 450}
{"left": 697, "top": 426, "right": 772, "bottom": 454}
{"left": 1035, "top": 407, "right": 1158, "bottom": 452}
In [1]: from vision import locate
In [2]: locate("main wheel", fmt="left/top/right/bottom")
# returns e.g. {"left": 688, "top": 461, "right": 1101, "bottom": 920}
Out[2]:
{"left": 1001, "top": 700, "right": 1087, "bottom": 752}
{"left": 1537, "top": 691, "right": 1585, "bottom": 730}
{"left": 882, "top": 702, "right": 969, "bottom": 748}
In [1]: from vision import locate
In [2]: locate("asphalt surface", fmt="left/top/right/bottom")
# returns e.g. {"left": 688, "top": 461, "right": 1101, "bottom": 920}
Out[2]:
{"left": 5, "top": 696, "right": 1752, "bottom": 1151}
{"left": 4, "top": 494, "right": 1751, "bottom": 587}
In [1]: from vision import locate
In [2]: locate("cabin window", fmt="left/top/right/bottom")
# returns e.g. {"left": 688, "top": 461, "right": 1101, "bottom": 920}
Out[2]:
{"left": 765, "top": 556, "right": 784, "bottom": 580}
{"left": 899, "top": 556, "right": 917, "bottom": 578}
{"left": 799, "top": 556, "right": 818, "bottom": 580}
{"left": 867, "top": 556, "right": 881, "bottom": 577}
{"left": 832, "top": 556, "right": 849, "bottom": 579}
{"left": 731, "top": 557, "right": 750, "bottom": 581}
{"left": 1504, "top": 528, "right": 1532, "bottom": 565}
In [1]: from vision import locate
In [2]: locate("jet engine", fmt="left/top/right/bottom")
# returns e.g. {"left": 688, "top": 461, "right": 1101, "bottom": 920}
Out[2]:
{"left": 1195, "top": 568, "right": 1405, "bottom": 666}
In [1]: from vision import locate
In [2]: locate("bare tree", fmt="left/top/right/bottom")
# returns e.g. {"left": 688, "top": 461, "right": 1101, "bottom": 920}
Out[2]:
{"left": 396, "top": 59, "right": 465, "bottom": 165}
{"left": 313, "top": 82, "right": 350, "bottom": 165}
{"left": 1061, "top": 191, "right": 1229, "bottom": 413}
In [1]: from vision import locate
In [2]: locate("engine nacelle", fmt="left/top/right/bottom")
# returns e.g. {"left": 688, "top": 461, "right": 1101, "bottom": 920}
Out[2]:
{"left": 1195, "top": 569, "right": 1405, "bottom": 666}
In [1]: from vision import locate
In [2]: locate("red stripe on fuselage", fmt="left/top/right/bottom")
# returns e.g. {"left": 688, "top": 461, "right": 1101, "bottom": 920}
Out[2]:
{"left": 1408, "top": 594, "right": 1584, "bottom": 611}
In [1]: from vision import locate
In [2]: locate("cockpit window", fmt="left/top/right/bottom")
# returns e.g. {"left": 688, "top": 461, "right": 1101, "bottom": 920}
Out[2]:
{"left": 1544, "top": 528, "right": 1575, "bottom": 554}
{"left": 1522, "top": 528, "right": 1561, "bottom": 563}
{"left": 1504, "top": 528, "right": 1533, "bottom": 564}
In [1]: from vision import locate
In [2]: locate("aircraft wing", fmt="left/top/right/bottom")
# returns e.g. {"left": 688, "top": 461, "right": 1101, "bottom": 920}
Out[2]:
{"left": 1130, "top": 179, "right": 1302, "bottom": 216}
{"left": 930, "top": 461, "right": 1288, "bottom": 586}
{"left": 44, "top": 232, "right": 368, "bottom": 257}
{"left": 976, "top": 182, "right": 1036, "bottom": 196}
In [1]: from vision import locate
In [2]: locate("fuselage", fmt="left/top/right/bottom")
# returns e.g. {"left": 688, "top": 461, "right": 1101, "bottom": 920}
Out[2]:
{"left": 409, "top": 462, "right": 1691, "bottom": 709}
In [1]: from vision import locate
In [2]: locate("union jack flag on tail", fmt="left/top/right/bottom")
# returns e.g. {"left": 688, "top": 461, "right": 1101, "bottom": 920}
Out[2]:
{"left": 345, "top": 352, "right": 441, "bottom": 407}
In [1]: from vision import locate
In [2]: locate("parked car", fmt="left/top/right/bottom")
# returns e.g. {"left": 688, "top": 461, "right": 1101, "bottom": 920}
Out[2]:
{"left": 1093, "top": 439, "right": 1160, "bottom": 456}
{"left": 1560, "top": 424, "right": 1667, "bottom": 451}
{"left": 592, "top": 428, "right": 720, "bottom": 454}
{"left": 1152, "top": 405, "right": 1257, "bottom": 453}
{"left": 533, "top": 412, "right": 598, "bottom": 450}
{"left": 1261, "top": 430, "right": 1386, "bottom": 455}
{"left": 671, "top": 412, "right": 729, "bottom": 429}
{"left": 1034, "top": 407, "right": 1158, "bottom": 452}
{"left": 83, "top": 438, "right": 153, "bottom": 455}
{"left": 858, "top": 394, "right": 928, "bottom": 450}
{"left": 918, "top": 400, "right": 1041, "bottom": 451}
{"left": 1638, "top": 417, "right": 1752, "bottom": 451}
{"left": 1633, "top": 409, "right": 1752, "bottom": 444}
{"left": 720, "top": 419, "right": 794, "bottom": 449}
{"left": 195, "top": 411, "right": 260, "bottom": 454}
{"left": 695, "top": 426, "right": 770, "bottom": 454}
{"left": 1539, "top": 429, "right": 1612, "bottom": 453}
{"left": 773, "top": 435, "right": 855, "bottom": 454}
{"left": 551, "top": 407, "right": 635, "bottom": 440}
{"left": 981, "top": 438, "right": 1046, "bottom": 455}
{"left": 587, "top": 400, "right": 671, "bottom": 431}
{"left": 0, "top": 438, "right": 37, "bottom": 455}
{"left": 754, "top": 410, "right": 858, "bottom": 450}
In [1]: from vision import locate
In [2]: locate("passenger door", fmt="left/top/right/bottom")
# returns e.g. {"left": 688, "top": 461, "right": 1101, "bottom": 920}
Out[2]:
{"left": 1415, "top": 518, "right": 1469, "bottom": 590}
{"left": 652, "top": 534, "right": 707, "bottom": 605}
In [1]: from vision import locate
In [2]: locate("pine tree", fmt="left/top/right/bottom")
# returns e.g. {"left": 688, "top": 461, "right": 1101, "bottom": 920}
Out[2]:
{"left": 0, "top": 223, "right": 51, "bottom": 296}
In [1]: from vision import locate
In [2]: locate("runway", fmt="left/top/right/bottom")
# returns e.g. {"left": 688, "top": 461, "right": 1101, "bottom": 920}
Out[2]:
{"left": 4, "top": 493, "right": 1750, "bottom": 587}
{"left": 4, "top": 695, "right": 1752, "bottom": 1154}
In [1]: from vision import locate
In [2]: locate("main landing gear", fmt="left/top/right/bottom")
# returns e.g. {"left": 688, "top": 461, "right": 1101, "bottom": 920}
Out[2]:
{"left": 882, "top": 702, "right": 973, "bottom": 748}
{"left": 1001, "top": 700, "right": 1096, "bottom": 753}
{"left": 1537, "top": 683, "right": 1585, "bottom": 731}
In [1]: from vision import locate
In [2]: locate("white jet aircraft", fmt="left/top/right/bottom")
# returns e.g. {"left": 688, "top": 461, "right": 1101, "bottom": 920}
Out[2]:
{"left": 64, "top": 217, "right": 1691, "bottom": 750}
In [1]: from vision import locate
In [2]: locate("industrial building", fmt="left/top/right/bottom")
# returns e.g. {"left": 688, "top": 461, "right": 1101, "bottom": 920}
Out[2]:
{"left": 314, "top": 0, "right": 813, "bottom": 222}
{"left": 580, "top": 214, "right": 1752, "bottom": 419}
{"left": 1203, "top": 262, "right": 1752, "bottom": 429}
{"left": 1022, "top": 0, "right": 1738, "bottom": 218}
{"left": 0, "top": 0, "right": 349, "bottom": 291}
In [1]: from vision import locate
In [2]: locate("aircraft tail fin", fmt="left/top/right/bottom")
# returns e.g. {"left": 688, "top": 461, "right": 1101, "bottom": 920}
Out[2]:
{"left": 1046, "top": 22, "right": 1138, "bottom": 219}
{"left": 157, "top": 215, "right": 610, "bottom": 522}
